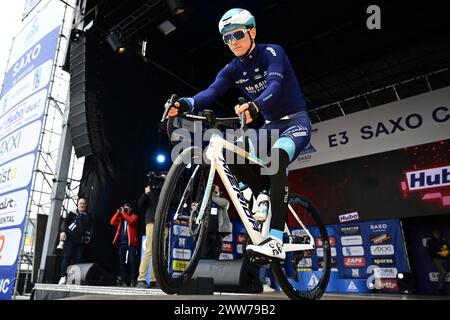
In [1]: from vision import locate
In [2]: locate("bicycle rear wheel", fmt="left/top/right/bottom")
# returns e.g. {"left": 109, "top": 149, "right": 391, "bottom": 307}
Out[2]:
{"left": 152, "top": 146, "right": 211, "bottom": 294}
{"left": 271, "top": 193, "right": 331, "bottom": 300}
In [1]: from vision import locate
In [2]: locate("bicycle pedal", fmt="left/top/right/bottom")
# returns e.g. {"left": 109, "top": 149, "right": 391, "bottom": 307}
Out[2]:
{"left": 247, "top": 251, "right": 272, "bottom": 265}
{"left": 291, "top": 235, "right": 311, "bottom": 245}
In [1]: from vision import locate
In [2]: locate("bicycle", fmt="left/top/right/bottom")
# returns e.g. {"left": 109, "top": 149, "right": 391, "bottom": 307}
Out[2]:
{"left": 152, "top": 95, "right": 331, "bottom": 300}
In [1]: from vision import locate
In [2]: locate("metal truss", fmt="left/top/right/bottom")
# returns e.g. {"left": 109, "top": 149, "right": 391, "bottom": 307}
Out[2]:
{"left": 12, "top": 0, "right": 85, "bottom": 298}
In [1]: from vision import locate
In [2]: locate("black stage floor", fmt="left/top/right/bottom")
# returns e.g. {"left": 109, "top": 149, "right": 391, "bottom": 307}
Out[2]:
{"left": 31, "top": 284, "right": 449, "bottom": 300}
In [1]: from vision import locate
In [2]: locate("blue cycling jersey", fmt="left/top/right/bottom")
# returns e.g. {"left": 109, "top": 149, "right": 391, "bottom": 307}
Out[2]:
{"left": 189, "top": 44, "right": 307, "bottom": 121}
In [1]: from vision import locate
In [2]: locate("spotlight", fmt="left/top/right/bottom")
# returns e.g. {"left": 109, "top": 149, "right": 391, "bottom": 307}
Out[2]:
{"left": 106, "top": 31, "right": 126, "bottom": 53}
{"left": 141, "top": 40, "right": 148, "bottom": 57}
{"left": 157, "top": 20, "right": 176, "bottom": 35}
{"left": 156, "top": 154, "right": 166, "bottom": 164}
{"left": 71, "top": 29, "right": 84, "bottom": 42}
{"left": 167, "top": 0, "right": 184, "bottom": 14}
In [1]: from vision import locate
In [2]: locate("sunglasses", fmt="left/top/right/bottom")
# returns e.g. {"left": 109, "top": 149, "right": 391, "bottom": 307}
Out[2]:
{"left": 223, "top": 29, "right": 250, "bottom": 44}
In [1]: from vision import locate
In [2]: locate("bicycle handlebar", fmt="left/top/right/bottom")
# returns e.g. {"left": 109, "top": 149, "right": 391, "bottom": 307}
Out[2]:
{"left": 161, "top": 94, "right": 248, "bottom": 145}
{"left": 175, "top": 111, "right": 242, "bottom": 128}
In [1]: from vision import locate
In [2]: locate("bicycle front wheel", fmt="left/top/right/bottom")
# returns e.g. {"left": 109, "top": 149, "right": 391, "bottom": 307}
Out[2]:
{"left": 271, "top": 193, "right": 331, "bottom": 300}
{"left": 152, "top": 146, "right": 211, "bottom": 294}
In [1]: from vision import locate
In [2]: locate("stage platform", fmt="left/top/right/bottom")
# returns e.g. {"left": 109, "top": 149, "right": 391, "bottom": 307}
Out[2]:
{"left": 31, "top": 283, "right": 449, "bottom": 300}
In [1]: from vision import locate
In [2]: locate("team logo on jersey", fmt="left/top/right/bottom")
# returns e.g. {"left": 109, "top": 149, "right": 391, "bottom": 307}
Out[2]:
{"left": 235, "top": 78, "right": 249, "bottom": 84}
{"left": 266, "top": 47, "right": 277, "bottom": 56}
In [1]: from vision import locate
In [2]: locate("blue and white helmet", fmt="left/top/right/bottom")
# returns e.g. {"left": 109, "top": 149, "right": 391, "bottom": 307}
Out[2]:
{"left": 218, "top": 8, "right": 256, "bottom": 35}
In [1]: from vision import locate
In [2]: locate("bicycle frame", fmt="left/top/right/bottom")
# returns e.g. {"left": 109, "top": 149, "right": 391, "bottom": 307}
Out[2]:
{"left": 193, "top": 132, "right": 315, "bottom": 252}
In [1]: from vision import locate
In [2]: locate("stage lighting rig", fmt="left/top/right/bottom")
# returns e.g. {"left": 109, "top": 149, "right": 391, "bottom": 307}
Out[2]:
{"left": 167, "top": 0, "right": 185, "bottom": 15}
{"left": 157, "top": 20, "right": 176, "bottom": 35}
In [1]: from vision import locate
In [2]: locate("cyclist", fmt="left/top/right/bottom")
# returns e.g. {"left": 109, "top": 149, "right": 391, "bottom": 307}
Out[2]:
{"left": 167, "top": 8, "right": 311, "bottom": 260}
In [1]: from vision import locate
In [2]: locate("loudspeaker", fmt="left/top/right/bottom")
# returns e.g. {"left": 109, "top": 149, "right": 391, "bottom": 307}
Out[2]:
{"left": 192, "top": 259, "right": 263, "bottom": 293}
{"left": 66, "top": 263, "right": 115, "bottom": 286}
{"left": 68, "top": 29, "right": 103, "bottom": 158}
{"left": 32, "top": 214, "right": 48, "bottom": 284}
{"left": 42, "top": 254, "right": 62, "bottom": 284}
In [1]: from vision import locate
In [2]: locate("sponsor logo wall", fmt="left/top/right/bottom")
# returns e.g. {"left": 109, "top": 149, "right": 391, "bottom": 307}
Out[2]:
{"left": 292, "top": 218, "right": 409, "bottom": 293}
{"left": 166, "top": 215, "right": 409, "bottom": 293}
{"left": 0, "top": 1, "right": 64, "bottom": 300}
{"left": 217, "top": 218, "right": 409, "bottom": 293}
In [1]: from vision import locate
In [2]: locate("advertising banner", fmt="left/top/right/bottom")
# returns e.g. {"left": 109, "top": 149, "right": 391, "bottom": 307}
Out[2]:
{"left": 288, "top": 139, "right": 450, "bottom": 224}
{"left": 289, "top": 219, "right": 409, "bottom": 293}
{"left": 0, "top": 0, "right": 64, "bottom": 300}
{"left": 169, "top": 220, "right": 195, "bottom": 277}
{"left": 23, "top": 0, "right": 42, "bottom": 18}
{"left": 166, "top": 207, "right": 410, "bottom": 293}
{"left": 230, "top": 218, "right": 408, "bottom": 293}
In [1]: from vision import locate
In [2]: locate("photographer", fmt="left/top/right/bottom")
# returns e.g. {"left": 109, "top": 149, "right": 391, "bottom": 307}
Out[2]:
{"left": 110, "top": 203, "right": 139, "bottom": 287}
{"left": 136, "top": 171, "right": 166, "bottom": 288}
{"left": 58, "top": 197, "right": 94, "bottom": 285}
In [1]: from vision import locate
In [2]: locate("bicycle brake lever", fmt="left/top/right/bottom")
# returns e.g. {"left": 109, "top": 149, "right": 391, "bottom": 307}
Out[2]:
{"left": 160, "top": 94, "right": 178, "bottom": 122}
{"left": 238, "top": 97, "right": 246, "bottom": 130}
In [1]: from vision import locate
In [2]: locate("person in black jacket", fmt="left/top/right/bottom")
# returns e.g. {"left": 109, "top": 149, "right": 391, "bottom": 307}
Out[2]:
{"left": 200, "top": 184, "right": 232, "bottom": 259}
{"left": 427, "top": 229, "right": 448, "bottom": 295}
{"left": 58, "top": 197, "right": 94, "bottom": 285}
{"left": 136, "top": 172, "right": 166, "bottom": 288}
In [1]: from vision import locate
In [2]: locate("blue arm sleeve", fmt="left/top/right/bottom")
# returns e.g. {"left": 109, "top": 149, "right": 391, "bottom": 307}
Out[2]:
{"left": 253, "top": 45, "right": 285, "bottom": 112}
{"left": 192, "top": 63, "right": 235, "bottom": 112}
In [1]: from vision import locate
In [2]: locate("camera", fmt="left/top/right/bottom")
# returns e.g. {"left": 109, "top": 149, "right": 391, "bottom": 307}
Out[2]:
{"left": 119, "top": 206, "right": 129, "bottom": 213}
{"left": 147, "top": 171, "right": 165, "bottom": 189}
{"left": 82, "top": 232, "right": 91, "bottom": 244}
